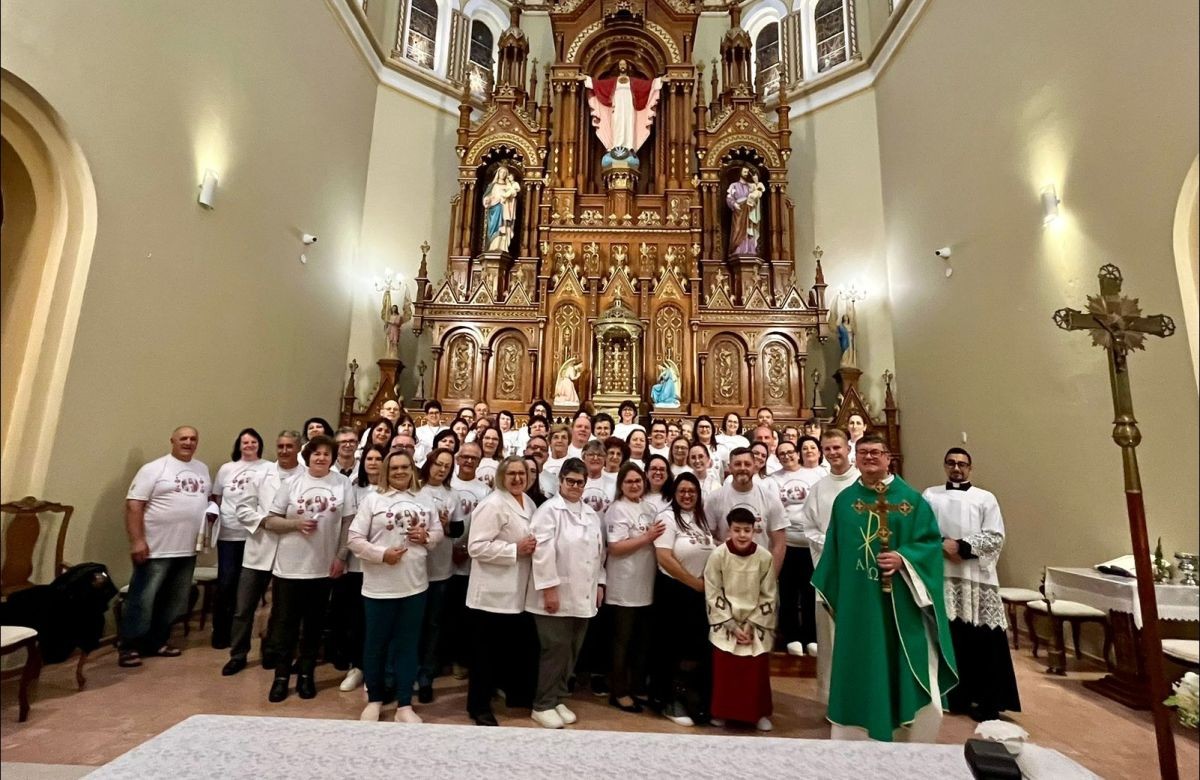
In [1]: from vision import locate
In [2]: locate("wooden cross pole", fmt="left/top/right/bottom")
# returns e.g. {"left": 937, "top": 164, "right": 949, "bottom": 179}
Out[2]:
{"left": 1053, "top": 263, "right": 1178, "bottom": 780}
{"left": 852, "top": 483, "right": 914, "bottom": 593}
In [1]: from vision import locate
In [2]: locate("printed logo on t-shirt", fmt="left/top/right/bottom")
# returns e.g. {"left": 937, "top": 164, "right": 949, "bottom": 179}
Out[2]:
{"left": 582, "top": 487, "right": 610, "bottom": 514}
{"left": 227, "top": 466, "right": 260, "bottom": 496}
{"left": 729, "top": 500, "right": 765, "bottom": 536}
{"left": 377, "top": 499, "right": 426, "bottom": 532}
{"left": 778, "top": 481, "right": 808, "bottom": 506}
{"left": 458, "top": 495, "right": 480, "bottom": 517}
{"left": 295, "top": 487, "right": 338, "bottom": 520}
{"left": 175, "top": 472, "right": 208, "bottom": 494}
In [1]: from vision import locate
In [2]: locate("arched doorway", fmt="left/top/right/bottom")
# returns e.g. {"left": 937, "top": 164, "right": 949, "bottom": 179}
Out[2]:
{"left": 0, "top": 69, "right": 98, "bottom": 497}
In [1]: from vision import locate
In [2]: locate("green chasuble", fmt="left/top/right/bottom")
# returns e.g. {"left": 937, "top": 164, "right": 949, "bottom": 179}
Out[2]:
{"left": 811, "top": 475, "right": 958, "bottom": 741}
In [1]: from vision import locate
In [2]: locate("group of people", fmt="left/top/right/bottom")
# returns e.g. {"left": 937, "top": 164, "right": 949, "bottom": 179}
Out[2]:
{"left": 116, "top": 398, "right": 1019, "bottom": 740}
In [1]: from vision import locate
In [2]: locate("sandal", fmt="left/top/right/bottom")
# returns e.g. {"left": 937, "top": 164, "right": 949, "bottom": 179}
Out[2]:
{"left": 118, "top": 650, "right": 143, "bottom": 668}
{"left": 154, "top": 645, "right": 183, "bottom": 658}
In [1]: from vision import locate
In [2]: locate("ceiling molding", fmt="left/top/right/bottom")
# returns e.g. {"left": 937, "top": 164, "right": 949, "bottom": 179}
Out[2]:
{"left": 325, "top": 0, "right": 928, "bottom": 119}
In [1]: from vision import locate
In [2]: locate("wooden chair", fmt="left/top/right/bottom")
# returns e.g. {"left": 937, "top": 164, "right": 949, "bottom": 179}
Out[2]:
{"left": 0, "top": 625, "right": 42, "bottom": 722}
{"left": 998, "top": 586, "right": 1042, "bottom": 650}
{"left": 1026, "top": 598, "right": 1111, "bottom": 675}
{"left": 0, "top": 496, "right": 73, "bottom": 598}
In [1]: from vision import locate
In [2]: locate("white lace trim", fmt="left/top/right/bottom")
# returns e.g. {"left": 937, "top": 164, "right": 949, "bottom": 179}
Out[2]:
{"left": 944, "top": 577, "right": 1007, "bottom": 630}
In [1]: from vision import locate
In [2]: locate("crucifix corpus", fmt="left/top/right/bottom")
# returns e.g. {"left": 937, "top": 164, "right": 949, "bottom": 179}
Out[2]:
{"left": 852, "top": 482, "right": 914, "bottom": 593}
{"left": 1053, "top": 263, "right": 1178, "bottom": 780}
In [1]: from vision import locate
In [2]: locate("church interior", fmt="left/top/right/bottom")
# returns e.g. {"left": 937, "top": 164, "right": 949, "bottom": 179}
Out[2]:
{"left": 1, "top": 0, "right": 1197, "bottom": 777}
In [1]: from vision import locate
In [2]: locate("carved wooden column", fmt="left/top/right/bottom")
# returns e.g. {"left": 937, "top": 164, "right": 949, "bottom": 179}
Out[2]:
{"left": 479, "top": 346, "right": 494, "bottom": 401}
{"left": 697, "top": 353, "right": 708, "bottom": 409}
{"left": 431, "top": 345, "right": 444, "bottom": 400}
{"left": 796, "top": 353, "right": 808, "bottom": 418}
{"left": 745, "top": 353, "right": 758, "bottom": 411}
{"left": 528, "top": 348, "right": 541, "bottom": 405}
{"left": 462, "top": 181, "right": 477, "bottom": 258}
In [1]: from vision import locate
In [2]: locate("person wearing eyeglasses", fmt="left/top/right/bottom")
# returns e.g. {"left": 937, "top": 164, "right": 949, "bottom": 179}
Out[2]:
{"left": 526, "top": 459, "right": 607, "bottom": 729}
{"left": 447, "top": 442, "right": 489, "bottom": 680}
{"left": 768, "top": 439, "right": 826, "bottom": 658}
{"left": 811, "top": 434, "right": 957, "bottom": 742}
{"left": 922, "top": 448, "right": 1019, "bottom": 723}
{"left": 707, "top": 448, "right": 787, "bottom": 574}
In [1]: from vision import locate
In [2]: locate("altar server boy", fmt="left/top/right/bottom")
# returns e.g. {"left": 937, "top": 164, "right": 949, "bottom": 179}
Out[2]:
{"left": 704, "top": 507, "right": 778, "bottom": 731}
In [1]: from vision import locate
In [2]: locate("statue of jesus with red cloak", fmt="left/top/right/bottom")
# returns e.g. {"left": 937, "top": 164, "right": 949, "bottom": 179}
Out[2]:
{"left": 583, "top": 59, "right": 663, "bottom": 158}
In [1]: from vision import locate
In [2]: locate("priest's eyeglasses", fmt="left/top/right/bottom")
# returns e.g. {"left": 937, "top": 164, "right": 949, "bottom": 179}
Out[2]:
{"left": 857, "top": 449, "right": 888, "bottom": 459}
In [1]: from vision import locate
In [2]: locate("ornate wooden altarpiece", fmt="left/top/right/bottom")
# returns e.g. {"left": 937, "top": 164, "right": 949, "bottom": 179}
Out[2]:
{"left": 377, "top": 0, "right": 901, "bottom": 464}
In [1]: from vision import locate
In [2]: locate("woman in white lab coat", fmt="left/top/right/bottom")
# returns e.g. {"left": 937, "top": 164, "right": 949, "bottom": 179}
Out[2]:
{"left": 464, "top": 455, "right": 539, "bottom": 726}
{"left": 525, "top": 458, "right": 606, "bottom": 729}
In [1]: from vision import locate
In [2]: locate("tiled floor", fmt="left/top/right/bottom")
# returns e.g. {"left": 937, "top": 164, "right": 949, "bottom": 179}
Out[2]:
{"left": 1, "top": 631, "right": 1196, "bottom": 776}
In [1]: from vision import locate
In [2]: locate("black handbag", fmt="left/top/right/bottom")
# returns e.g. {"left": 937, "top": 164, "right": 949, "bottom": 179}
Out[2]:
{"left": 964, "top": 738, "right": 1022, "bottom": 780}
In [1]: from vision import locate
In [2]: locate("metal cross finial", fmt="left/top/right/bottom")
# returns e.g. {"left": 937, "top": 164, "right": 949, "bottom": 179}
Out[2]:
{"left": 1053, "top": 264, "right": 1175, "bottom": 368}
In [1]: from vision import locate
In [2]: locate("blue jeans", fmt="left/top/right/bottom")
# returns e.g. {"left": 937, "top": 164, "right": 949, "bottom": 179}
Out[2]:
{"left": 363, "top": 592, "right": 427, "bottom": 705}
{"left": 213, "top": 540, "right": 245, "bottom": 645}
{"left": 417, "top": 578, "right": 449, "bottom": 687}
{"left": 120, "top": 555, "right": 196, "bottom": 653}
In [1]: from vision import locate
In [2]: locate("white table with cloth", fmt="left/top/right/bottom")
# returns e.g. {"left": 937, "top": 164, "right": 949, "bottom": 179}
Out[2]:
{"left": 1045, "top": 566, "right": 1200, "bottom": 708}
{"left": 83, "top": 714, "right": 1094, "bottom": 780}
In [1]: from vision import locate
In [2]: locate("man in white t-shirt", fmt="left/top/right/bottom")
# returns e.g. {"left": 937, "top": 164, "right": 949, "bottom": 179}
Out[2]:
{"left": 706, "top": 447, "right": 787, "bottom": 574}
{"left": 119, "top": 426, "right": 212, "bottom": 667}
{"left": 223, "top": 430, "right": 304, "bottom": 676}
{"left": 567, "top": 411, "right": 592, "bottom": 458}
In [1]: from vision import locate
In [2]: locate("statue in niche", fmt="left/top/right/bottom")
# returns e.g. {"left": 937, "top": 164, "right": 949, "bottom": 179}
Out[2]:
{"left": 554, "top": 356, "right": 583, "bottom": 406}
{"left": 583, "top": 59, "right": 663, "bottom": 164}
{"left": 380, "top": 288, "right": 412, "bottom": 359}
{"left": 726, "top": 165, "right": 766, "bottom": 257}
{"left": 482, "top": 164, "right": 521, "bottom": 253}
{"left": 838, "top": 307, "right": 859, "bottom": 369}
{"left": 650, "top": 359, "right": 681, "bottom": 408}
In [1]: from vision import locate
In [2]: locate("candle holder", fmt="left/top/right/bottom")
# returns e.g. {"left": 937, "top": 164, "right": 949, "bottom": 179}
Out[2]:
{"left": 1174, "top": 552, "right": 1198, "bottom": 587}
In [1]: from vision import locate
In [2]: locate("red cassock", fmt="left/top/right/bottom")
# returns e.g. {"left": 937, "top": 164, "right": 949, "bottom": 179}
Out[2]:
{"left": 588, "top": 76, "right": 655, "bottom": 111}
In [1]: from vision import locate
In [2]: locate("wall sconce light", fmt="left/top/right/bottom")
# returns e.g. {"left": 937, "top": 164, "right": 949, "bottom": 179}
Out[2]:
{"left": 198, "top": 169, "right": 219, "bottom": 209}
{"left": 1041, "top": 185, "right": 1061, "bottom": 225}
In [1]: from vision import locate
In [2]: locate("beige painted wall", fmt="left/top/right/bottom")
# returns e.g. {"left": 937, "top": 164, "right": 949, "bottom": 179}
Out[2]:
{"left": 873, "top": 0, "right": 1200, "bottom": 589}
{"left": 789, "top": 89, "right": 895, "bottom": 412}
{"left": 0, "top": 0, "right": 378, "bottom": 584}
{"left": 347, "top": 84, "right": 462, "bottom": 403}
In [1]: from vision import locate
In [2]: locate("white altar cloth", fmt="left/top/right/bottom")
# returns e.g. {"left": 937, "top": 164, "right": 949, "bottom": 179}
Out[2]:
{"left": 84, "top": 714, "right": 986, "bottom": 779}
{"left": 84, "top": 714, "right": 1093, "bottom": 780}
{"left": 1045, "top": 567, "right": 1200, "bottom": 629}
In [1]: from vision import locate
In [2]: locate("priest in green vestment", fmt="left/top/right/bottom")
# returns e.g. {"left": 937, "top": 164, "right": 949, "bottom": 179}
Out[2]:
{"left": 811, "top": 433, "right": 958, "bottom": 742}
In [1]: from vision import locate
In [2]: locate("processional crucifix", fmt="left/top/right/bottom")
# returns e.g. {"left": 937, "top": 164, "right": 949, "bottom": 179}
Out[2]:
{"left": 1053, "top": 264, "right": 1178, "bottom": 780}
{"left": 852, "top": 485, "right": 913, "bottom": 594}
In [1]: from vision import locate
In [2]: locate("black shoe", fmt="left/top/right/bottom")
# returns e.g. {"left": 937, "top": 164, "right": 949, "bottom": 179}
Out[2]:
{"left": 268, "top": 676, "right": 290, "bottom": 703}
{"left": 472, "top": 711, "right": 499, "bottom": 727}
{"left": 418, "top": 685, "right": 434, "bottom": 704}
{"left": 590, "top": 674, "right": 609, "bottom": 696}
{"left": 609, "top": 695, "right": 643, "bottom": 714}
{"left": 261, "top": 655, "right": 278, "bottom": 670}
{"left": 296, "top": 674, "right": 317, "bottom": 700}
{"left": 222, "top": 657, "right": 247, "bottom": 676}
{"left": 210, "top": 635, "right": 231, "bottom": 650}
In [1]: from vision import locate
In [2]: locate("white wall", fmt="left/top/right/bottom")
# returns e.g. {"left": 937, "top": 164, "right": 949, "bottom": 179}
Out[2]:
{"left": 873, "top": 0, "right": 1200, "bottom": 589}
{"left": 0, "top": 0, "right": 378, "bottom": 583}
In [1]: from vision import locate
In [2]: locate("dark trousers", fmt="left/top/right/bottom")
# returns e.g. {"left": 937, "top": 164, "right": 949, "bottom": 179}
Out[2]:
{"left": 534, "top": 615, "right": 589, "bottom": 711}
{"left": 650, "top": 572, "right": 711, "bottom": 720}
{"left": 443, "top": 575, "right": 470, "bottom": 668}
{"left": 362, "top": 592, "right": 427, "bottom": 705}
{"left": 213, "top": 540, "right": 244, "bottom": 646}
{"left": 466, "top": 609, "right": 538, "bottom": 718}
{"left": 119, "top": 555, "right": 196, "bottom": 653}
{"left": 328, "top": 572, "right": 365, "bottom": 670}
{"left": 575, "top": 603, "right": 611, "bottom": 681}
{"left": 417, "top": 578, "right": 449, "bottom": 686}
{"left": 779, "top": 545, "right": 816, "bottom": 645}
{"left": 609, "top": 604, "right": 652, "bottom": 699}
{"left": 229, "top": 567, "right": 274, "bottom": 663}
{"left": 268, "top": 577, "right": 331, "bottom": 677}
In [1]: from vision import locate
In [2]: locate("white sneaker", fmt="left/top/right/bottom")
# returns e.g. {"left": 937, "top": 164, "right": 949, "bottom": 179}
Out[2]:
{"left": 340, "top": 667, "right": 364, "bottom": 692}
{"left": 531, "top": 708, "right": 565, "bottom": 729}
{"left": 359, "top": 702, "right": 382, "bottom": 722}
{"left": 663, "top": 702, "right": 694, "bottom": 727}
{"left": 555, "top": 703, "right": 578, "bottom": 725}
{"left": 786, "top": 641, "right": 806, "bottom": 657}
{"left": 395, "top": 705, "right": 423, "bottom": 724}
{"left": 709, "top": 718, "right": 726, "bottom": 727}
{"left": 806, "top": 642, "right": 819, "bottom": 657}
{"left": 756, "top": 717, "right": 774, "bottom": 732}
